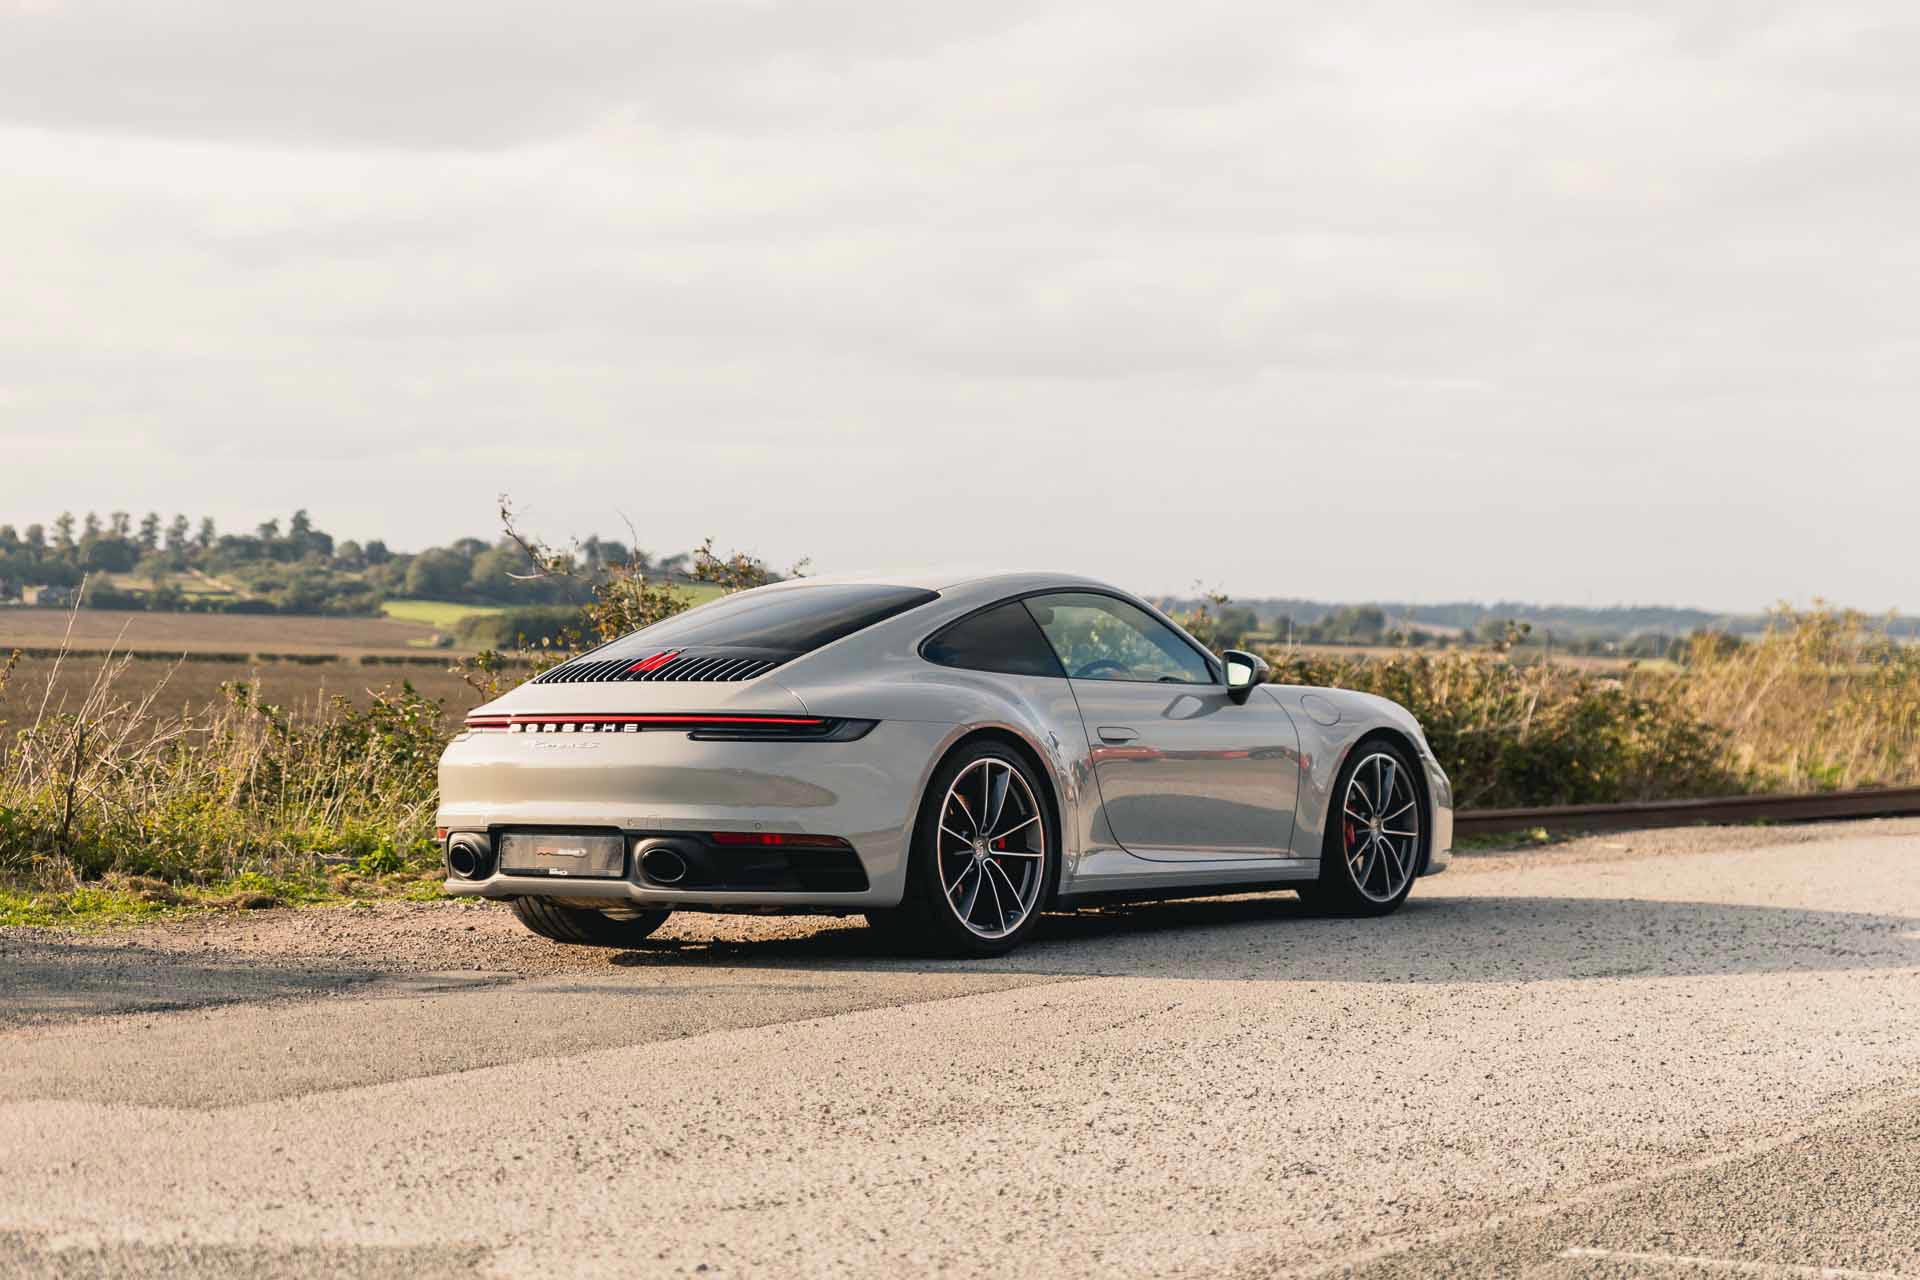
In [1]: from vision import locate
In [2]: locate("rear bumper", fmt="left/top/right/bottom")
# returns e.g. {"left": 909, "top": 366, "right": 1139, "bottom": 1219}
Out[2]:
{"left": 434, "top": 718, "right": 956, "bottom": 909}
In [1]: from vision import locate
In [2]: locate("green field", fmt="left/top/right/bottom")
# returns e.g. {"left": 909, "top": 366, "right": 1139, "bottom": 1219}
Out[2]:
{"left": 380, "top": 599, "right": 505, "bottom": 628}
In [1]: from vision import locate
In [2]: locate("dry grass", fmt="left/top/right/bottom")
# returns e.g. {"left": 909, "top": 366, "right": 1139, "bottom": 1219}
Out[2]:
{"left": 1661, "top": 608, "right": 1920, "bottom": 791}
{"left": 0, "top": 636, "right": 447, "bottom": 892}
{"left": 3, "top": 599, "right": 1913, "bottom": 922}
{"left": 1264, "top": 607, "right": 1920, "bottom": 808}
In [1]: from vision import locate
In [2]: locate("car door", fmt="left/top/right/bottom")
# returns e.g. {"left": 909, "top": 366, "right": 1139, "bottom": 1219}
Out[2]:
{"left": 1025, "top": 592, "right": 1300, "bottom": 860}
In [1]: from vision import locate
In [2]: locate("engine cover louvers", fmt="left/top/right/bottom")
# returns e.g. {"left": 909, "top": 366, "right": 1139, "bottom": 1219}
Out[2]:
{"left": 532, "top": 648, "right": 785, "bottom": 685}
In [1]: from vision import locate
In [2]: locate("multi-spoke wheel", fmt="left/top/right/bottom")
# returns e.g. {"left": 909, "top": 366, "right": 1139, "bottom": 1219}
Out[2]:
{"left": 868, "top": 742, "right": 1056, "bottom": 956}
{"left": 934, "top": 756, "right": 1047, "bottom": 940}
{"left": 1299, "top": 740, "right": 1424, "bottom": 916}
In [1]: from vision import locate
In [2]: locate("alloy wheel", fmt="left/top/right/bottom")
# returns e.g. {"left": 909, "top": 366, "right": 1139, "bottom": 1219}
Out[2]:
{"left": 936, "top": 757, "right": 1047, "bottom": 940}
{"left": 1341, "top": 751, "right": 1421, "bottom": 903}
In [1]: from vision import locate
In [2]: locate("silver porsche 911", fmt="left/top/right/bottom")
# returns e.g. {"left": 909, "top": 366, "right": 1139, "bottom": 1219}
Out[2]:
{"left": 438, "top": 572, "right": 1453, "bottom": 956}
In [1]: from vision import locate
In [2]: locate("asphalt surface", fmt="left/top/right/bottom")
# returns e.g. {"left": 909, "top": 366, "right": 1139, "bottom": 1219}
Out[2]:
{"left": 2, "top": 820, "right": 1918, "bottom": 1278}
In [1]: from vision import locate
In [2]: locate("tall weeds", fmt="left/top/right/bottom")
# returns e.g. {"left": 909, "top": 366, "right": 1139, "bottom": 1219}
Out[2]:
{"left": 1665, "top": 606, "right": 1920, "bottom": 791}
{"left": 1262, "top": 606, "right": 1920, "bottom": 809}
{"left": 0, "top": 642, "right": 441, "bottom": 890}
{"left": 0, "top": 603, "right": 1914, "bottom": 900}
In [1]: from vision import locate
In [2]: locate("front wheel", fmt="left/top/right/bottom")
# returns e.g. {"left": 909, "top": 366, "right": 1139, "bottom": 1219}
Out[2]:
{"left": 867, "top": 742, "right": 1058, "bottom": 957}
{"left": 1300, "top": 740, "right": 1423, "bottom": 917}
{"left": 510, "top": 897, "right": 672, "bottom": 947}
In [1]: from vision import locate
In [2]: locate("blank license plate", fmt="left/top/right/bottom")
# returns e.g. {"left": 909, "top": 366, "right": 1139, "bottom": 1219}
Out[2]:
{"left": 498, "top": 831, "right": 626, "bottom": 879}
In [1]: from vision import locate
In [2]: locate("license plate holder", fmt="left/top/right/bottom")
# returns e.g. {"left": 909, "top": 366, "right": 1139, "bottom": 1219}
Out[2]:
{"left": 497, "top": 831, "right": 626, "bottom": 879}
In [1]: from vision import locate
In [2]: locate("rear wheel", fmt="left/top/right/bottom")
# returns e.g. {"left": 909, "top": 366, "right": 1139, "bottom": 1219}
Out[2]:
{"left": 867, "top": 742, "right": 1057, "bottom": 957}
{"left": 1299, "top": 740, "right": 1422, "bottom": 916}
{"left": 509, "top": 897, "right": 672, "bottom": 947}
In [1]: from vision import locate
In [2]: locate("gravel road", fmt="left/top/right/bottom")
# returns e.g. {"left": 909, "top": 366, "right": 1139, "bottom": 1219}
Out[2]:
{"left": 3, "top": 818, "right": 1918, "bottom": 1278}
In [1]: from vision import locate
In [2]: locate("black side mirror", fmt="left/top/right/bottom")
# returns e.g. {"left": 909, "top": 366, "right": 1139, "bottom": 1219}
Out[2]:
{"left": 1223, "top": 649, "right": 1270, "bottom": 704}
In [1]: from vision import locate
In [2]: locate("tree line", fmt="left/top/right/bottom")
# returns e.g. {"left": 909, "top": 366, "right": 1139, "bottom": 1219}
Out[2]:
{"left": 0, "top": 508, "right": 702, "bottom": 617}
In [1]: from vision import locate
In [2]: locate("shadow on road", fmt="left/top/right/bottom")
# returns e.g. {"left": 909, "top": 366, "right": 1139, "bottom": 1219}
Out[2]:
{"left": 604, "top": 891, "right": 1920, "bottom": 984}
{"left": 0, "top": 942, "right": 382, "bottom": 1027}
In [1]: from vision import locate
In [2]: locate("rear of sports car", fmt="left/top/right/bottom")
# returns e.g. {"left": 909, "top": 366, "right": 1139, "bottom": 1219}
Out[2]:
{"left": 435, "top": 584, "right": 949, "bottom": 916}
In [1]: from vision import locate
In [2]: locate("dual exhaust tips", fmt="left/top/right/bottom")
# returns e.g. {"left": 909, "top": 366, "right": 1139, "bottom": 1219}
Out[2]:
{"left": 443, "top": 834, "right": 697, "bottom": 886}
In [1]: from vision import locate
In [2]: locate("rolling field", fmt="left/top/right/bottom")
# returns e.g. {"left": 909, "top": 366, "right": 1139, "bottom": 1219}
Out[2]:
{"left": 0, "top": 654, "right": 493, "bottom": 730}
{"left": 0, "top": 607, "right": 444, "bottom": 657}
{"left": 1278, "top": 640, "right": 1636, "bottom": 671}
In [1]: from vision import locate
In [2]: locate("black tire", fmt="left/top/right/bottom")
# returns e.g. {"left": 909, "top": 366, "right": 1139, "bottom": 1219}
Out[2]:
{"left": 1300, "top": 738, "right": 1423, "bottom": 917}
{"left": 866, "top": 741, "right": 1059, "bottom": 958}
{"left": 510, "top": 897, "right": 672, "bottom": 947}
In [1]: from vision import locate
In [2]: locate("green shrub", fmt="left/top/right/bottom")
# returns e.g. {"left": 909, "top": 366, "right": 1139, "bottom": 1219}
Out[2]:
{"left": 1265, "top": 648, "right": 1740, "bottom": 809}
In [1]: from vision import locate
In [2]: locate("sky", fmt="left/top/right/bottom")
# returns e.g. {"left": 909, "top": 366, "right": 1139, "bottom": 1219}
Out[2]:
{"left": 2, "top": 1, "right": 1915, "bottom": 613}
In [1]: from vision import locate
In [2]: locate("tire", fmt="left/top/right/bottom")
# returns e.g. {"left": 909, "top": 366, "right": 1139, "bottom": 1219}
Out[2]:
{"left": 866, "top": 741, "right": 1058, "bottom": 957}
{"left": 1300, "top": 738, "right": 1424, "bottom": 917}
{"left": 509, "top": 897, "right": 672, "bottom": 947}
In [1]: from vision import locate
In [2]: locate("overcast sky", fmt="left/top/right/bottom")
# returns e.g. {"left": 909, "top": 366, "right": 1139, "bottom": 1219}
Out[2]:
{"left": 2, "top": 1, "right": 1914, "bottom": 612}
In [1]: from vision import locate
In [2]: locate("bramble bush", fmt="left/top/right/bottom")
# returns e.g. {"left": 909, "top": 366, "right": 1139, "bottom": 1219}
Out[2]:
{"left": 1261, "top": 647, "right": 1738, "bottom": 809}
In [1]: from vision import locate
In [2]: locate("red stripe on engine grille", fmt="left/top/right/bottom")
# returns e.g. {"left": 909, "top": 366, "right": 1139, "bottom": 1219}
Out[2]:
{"left": 626, "top": 649, "right": 682, "bottom": 674}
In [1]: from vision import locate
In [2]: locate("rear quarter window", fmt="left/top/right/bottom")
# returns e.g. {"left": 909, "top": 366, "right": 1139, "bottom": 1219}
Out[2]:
{"left": 923, "top": 601, "right": 1066, "bottom": 678}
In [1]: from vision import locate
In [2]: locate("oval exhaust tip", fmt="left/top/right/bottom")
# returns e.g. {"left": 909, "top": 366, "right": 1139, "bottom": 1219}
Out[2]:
{"left": 447, "top": 836, "right": 488, "bottom": 880}
{"left": 640, "top": 846, "right": 688, "bottom": 885}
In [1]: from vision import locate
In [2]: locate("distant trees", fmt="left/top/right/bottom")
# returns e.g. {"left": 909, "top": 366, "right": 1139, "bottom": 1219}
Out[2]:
{"left": 403, "top": 548, "right": 471, "bottom": 599}
{"left": 1306, "top": 606, "right": 1388, "bottom": 645}
{"left": 0, "top": 505, "right": 751, "bottom": 619}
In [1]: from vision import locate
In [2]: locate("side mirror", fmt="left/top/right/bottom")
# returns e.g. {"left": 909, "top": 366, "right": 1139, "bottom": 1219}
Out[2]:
{"left": 1223, "top": 649, "right": 1270, "bottom": 704}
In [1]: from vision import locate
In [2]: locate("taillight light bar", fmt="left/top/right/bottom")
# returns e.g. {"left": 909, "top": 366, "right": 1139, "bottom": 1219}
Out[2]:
{"left": 463, "top": 713, "right": 876, "bottom": 742}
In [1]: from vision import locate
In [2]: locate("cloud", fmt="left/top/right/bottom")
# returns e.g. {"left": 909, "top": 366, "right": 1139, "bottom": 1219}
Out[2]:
{"left": 0, "top": 0, "right": 1039, "bottom": 148}
{"left": 0, "top": 0, "right": 1915, "bottom": 610}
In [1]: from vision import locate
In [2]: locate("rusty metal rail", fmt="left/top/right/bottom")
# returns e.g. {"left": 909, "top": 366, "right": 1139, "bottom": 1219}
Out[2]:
{"left": 1454, "top": 786, "right": 1920, "bottom": 838}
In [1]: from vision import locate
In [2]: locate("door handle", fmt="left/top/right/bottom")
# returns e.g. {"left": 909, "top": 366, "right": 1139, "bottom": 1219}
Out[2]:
{"left": 1097, "top": 726, "right": 1139, "bottom": 744}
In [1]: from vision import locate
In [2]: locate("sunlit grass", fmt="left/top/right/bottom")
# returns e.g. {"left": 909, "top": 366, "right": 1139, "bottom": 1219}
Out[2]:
{"left": 380, "top": 599, "right": 504, "bottom": 628}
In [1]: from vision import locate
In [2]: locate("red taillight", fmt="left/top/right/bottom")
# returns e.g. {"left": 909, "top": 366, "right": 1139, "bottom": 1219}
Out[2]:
{"left": 709, "top": 831, "right": 852, "bottom": 849}
{"left": 464, "top": 716, "right": 511, "bottom": 731}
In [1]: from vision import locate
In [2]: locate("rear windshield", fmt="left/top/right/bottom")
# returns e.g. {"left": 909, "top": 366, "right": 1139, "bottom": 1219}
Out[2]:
{"left": 590, "top": 584, "right": 939, "bottom": 659}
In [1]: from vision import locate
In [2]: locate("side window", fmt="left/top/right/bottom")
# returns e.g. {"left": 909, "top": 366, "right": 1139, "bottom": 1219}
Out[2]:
{"left": 923, "top": 601, "right": 1065, "bottom": 677}
{"left": 1024, "top": 593, "right": 1215, "bottom": 685}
